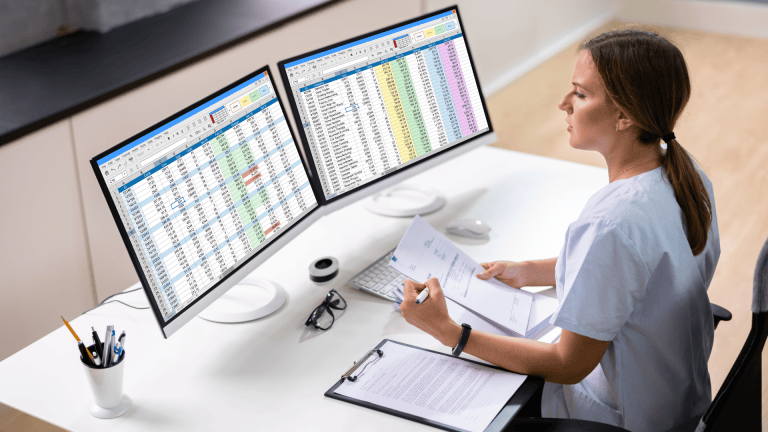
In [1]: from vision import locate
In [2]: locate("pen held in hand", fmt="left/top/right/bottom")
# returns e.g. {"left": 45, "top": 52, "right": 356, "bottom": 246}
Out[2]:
{"left": 415, "top": 288, "right": 430, "bottom": 305}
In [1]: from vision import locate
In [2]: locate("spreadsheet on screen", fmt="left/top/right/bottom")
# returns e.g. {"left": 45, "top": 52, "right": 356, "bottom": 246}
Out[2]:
{"left": 283, "top": 10, "right": 489, "bottom": 200}
{"left": 96, "top": 72, "right": 318, "bottom": 322}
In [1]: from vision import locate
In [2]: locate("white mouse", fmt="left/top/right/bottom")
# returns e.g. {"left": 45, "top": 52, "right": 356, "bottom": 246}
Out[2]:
{"left": 445, "top": 219, "right": 491, "bottom": 238}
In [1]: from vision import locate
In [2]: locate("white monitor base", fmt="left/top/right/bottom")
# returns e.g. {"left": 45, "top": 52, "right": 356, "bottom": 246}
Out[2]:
{"left": 198, "top": 277, "right": 286, "bottom": 323}
{"left": 365, "top": 184, "right": 446, "bottom": 217}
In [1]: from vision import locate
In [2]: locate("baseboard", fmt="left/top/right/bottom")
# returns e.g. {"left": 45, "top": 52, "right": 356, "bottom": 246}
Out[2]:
{"left": 481, "top": 8, "right": 618, "bottom": 97}
{"left": 616, "top": 0, "right": 768, "bottom": 40}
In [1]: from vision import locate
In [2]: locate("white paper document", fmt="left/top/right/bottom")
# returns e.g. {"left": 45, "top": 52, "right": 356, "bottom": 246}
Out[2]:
{"left": 389, "top": 216, "right": 534, "bottom": 335}
{"left": 335, "top": 341, "right": 527, "bottom": 432}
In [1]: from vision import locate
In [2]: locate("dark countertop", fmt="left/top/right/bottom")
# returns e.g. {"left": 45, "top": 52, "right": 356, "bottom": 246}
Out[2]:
{"left": 0, "top": 0, "right": 339, "bottom": 145}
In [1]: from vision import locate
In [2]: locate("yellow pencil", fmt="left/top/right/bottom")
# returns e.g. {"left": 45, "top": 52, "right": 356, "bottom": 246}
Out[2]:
{"left": 61, "top": 316, "right": 95, "bottom": 365}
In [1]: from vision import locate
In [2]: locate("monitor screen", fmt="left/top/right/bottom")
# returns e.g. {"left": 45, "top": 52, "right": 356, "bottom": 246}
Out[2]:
{"left": 91, "top": 67, "right": 318, "bottom": 335}
{"left": 279, "top": 7, "right": 492, "bottom": 204}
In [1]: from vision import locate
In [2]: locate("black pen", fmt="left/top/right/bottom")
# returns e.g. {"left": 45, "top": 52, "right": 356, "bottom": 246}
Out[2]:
{"left": 92, "top": 326, "right": 103, "bottom": 353}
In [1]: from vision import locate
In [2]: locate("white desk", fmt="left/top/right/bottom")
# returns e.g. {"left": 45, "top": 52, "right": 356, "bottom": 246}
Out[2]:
{"left": 0, "top": 147, "right": 607, "bottom": 431}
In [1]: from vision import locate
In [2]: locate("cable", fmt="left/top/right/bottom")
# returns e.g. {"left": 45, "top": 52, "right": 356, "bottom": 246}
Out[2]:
{"left": 81, "top": 287, "right": 150, "bottom": 315}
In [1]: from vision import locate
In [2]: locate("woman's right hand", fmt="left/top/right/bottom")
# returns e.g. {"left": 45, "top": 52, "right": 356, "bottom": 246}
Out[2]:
{"left": 476, "top": 261, "right": 528, "bottom": 288}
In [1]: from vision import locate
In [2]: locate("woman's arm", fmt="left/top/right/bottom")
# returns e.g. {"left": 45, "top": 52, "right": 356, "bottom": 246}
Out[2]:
{"left": 400, "top": 278, "right": 610, "bottom": 385}
{"left": 477, "top": 258, "right": 558, "bottom": 287}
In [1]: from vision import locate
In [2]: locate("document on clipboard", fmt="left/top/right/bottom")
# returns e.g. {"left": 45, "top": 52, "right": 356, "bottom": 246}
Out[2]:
{"left": 389, "top": 216, "right": 534, "bottom": 336}
{"left": 327, "top": 340, "right": 527, "bottom": 432}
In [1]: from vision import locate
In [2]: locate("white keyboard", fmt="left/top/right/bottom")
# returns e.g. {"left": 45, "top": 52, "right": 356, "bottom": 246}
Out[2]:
{"left": 348, "top": 248, "right": 406, "bottom": 301}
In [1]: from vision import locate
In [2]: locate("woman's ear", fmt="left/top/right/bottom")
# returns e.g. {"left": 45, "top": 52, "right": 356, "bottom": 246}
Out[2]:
{"left": 616, "top": 109, "right": 635, "bottom": 132}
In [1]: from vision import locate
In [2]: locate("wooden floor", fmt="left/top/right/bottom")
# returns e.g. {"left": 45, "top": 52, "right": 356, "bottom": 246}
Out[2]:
{"left": 2, "top": 20, "right": 767, "bottom": 431}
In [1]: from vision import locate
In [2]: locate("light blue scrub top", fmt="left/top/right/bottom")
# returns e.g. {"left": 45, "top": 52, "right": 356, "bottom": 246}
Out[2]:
{"left": 541, "top": 165, "right": 720, "bottom": 432}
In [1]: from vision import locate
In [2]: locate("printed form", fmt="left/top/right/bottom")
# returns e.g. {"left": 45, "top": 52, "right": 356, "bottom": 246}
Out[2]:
{"left": 389, "top": 216, "right": 533, "bottom": 336}
{"left": 335, "top": 341, "right": 526, "bottom": 432}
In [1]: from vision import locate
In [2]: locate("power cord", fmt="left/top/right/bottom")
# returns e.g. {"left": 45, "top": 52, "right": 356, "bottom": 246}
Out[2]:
{"left": 81, "top": 287, "right": 150, "bottom": 315}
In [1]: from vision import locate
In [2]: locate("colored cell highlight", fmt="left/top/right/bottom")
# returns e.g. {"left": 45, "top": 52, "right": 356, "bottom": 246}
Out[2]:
{"left": 264, "top": 221, "right": 280, "bottom": 235}
{"left": 423, "top": 46, "right": 462, "bottom": 142}
{"left": 390, "top": 57, "right": 431, "bottom": 157}
{"left": 438, "top": 40, "right": 477, "bottom": 138}
{"left": 240, "top": 95, "right": 251, "bottom": 107}
{"left": 374, "top": 63, "right": 416, "bottom": 163}
{"left": 249, "top": 90, "right": 261, "bottom": 101}
{"left": 424, "top": 28, "right": 435, "bottom": 38}
{"left": 435, "top": 24, "right": 445, "bottom": 34}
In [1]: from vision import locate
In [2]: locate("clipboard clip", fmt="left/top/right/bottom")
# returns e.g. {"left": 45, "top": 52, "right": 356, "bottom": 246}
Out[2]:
{"left": 342, "top": 349, "right": 383, "bottom": 382}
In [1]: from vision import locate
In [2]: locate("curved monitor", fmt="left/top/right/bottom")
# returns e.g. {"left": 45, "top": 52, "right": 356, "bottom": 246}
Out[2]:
{"left": 278, "top": 5, "right": 496, "bottom": 212}
{"left": 90, "top": 67, "right": 320, "bottom": 338}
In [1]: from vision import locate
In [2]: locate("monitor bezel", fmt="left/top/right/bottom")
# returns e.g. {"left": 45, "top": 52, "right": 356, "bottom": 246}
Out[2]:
{"left": 277, "top": 4, "right": 494, "bottom": 207}
{"left": 90, "top": 65, "right": 321, "bottom": 338}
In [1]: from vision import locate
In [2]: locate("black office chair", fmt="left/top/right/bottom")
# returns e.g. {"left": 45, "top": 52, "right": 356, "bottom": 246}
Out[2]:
{"left": 504, "top": 235, "right": 768, "bottom": 432}
{"left": 695, "top": 235, "right": 768, "bottom": 431}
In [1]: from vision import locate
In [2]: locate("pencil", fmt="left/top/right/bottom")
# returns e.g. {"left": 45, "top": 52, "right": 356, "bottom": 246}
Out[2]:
{"left": 61, "top": 316, "right": 95, "bottom": 365}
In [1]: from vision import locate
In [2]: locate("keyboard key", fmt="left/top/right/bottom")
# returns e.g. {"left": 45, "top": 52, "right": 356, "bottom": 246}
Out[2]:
{"left": 373, "top": 283, "right": 384, "bottom": 292}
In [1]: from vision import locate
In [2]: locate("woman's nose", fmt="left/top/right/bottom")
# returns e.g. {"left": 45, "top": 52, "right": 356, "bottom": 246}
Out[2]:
{"left": 558, "top": 94, "right": 570, "bottom": 112}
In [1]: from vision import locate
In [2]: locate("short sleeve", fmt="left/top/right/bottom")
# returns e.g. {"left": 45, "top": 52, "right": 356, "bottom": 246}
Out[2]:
{"left": 551, "top": 217, "right": 650, "bottom": 341}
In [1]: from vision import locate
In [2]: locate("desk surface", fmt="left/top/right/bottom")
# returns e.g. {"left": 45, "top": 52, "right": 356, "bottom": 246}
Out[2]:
{"left": 0, "top": 147, "right": 607, "bottom": 431}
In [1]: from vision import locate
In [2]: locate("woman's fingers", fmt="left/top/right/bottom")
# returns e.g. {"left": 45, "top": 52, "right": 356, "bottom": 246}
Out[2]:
{"left": 403, "top": 279, "right": 425, "bottom": 301}
{"left": 424, "top": 277, "right": 443, "bottom": 295}
{"left": 477, "top": 261, "right": 504, "bottom": 279}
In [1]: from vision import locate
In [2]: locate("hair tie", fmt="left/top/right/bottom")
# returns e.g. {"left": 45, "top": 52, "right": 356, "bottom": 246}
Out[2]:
{"left": 662, "top": 132, "right": 676, "bottom": 143}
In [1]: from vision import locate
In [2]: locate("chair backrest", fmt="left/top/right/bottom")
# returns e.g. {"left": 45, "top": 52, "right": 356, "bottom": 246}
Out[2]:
{"left": 696, "top": 236, "right": 768, "bottom": 432}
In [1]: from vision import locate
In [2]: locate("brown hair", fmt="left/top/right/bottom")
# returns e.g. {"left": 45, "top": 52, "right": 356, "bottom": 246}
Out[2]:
{"left": 581, "top": 29, "right": 712, "bottom": 255}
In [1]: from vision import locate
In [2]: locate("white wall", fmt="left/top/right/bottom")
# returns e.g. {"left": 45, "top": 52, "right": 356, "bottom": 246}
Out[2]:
{"left": 0, "top": 120, "right": 96, "bottom": 362}
{"left": 617, "top": 0, "right": 768, "bottom": 39}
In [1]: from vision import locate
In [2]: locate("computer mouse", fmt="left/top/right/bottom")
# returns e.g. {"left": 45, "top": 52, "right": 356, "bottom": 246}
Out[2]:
{"left": 445, "top": 219, "right": 491, "bottom": 238}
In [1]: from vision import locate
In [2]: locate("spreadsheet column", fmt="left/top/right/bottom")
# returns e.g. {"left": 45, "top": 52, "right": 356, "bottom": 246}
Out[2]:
{"left": 454, "top": 38, "right": 489, "bottom": 132}
{"left": 407, "top": 52, "right": 449, "bottom": 149}
{"left": 362, "top": 68, "right": 401, "bottom": 170}
{"left": 391, "top": 56, "right": 432, "bottom": 158}
{"left": 375, "top": 62, "right": 415, "bottom": 163}
{"left": 438, "top": 40, "right": 478, "bottom": 137}
{"left": 349, "top": 72, "right": 380, "bottom": 178}
{"left": 423, "top": 46, "right": 463, "bottom": 142}
{"left": 302, "top": 87, "right": 338, "bottom": 195}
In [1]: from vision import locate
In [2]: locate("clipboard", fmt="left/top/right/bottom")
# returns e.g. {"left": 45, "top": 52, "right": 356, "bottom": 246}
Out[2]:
{"left": 324, "top": 339, "right": 544, "bottom": 432}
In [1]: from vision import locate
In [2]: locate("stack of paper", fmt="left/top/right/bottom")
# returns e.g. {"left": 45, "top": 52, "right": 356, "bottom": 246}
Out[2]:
{"left": 390, "top": 216, "right": 559, "bottom": 340}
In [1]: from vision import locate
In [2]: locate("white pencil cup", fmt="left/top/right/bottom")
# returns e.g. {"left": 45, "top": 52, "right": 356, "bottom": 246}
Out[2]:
{"left": 81, "top": 345, "right": 132, "bottom": 419}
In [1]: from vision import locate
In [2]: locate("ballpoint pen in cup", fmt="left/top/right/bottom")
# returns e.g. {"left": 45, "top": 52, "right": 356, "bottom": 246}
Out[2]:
{"left": 61, "top": 316, "right": 95, "bottom": 366}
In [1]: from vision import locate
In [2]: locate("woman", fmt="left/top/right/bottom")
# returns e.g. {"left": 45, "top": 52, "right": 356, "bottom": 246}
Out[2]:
{"left": 399, "top": 29, "right": 720, "bottom": 432}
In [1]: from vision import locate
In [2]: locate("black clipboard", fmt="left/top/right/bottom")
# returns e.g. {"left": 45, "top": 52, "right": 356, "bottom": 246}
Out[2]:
{"left": 324, "top": 339, "right": 543, "bottom": 432}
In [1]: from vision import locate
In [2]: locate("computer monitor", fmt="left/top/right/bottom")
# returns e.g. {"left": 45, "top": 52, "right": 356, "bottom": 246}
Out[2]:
{"left": 90, "top": 67, "right": 321, "bottom": 338}
{"left": 278, "top": 6, "right": 496, "bottom": 215}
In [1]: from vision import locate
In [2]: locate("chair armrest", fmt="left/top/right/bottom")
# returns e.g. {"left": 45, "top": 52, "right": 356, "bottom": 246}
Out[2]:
{"left": 712, "top": 302, "right": 732, "bottom": 329}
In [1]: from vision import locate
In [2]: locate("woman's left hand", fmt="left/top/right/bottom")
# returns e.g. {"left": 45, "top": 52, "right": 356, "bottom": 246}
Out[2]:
{"left": 400, "top": 278, "right": 461, "bottom": 347}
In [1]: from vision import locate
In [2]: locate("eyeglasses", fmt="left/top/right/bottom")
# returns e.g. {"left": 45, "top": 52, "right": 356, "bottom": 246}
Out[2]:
{"left": 305, "top": 289, "right": 347, "bottom": 330}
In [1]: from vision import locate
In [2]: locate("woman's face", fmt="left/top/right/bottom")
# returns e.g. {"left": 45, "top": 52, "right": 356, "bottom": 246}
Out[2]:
{"left": 558, "top": 50, "right": 619, "bottom": 152}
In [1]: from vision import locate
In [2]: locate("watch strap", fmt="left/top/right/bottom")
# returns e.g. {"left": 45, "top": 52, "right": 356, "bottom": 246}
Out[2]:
{"left": 452, "top": 323, "right": 472, "bottom": 357}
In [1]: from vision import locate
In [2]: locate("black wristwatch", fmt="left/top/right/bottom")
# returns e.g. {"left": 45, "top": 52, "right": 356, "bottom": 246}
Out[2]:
{"left": 452, "top": 323, "right": 472, "bottom": 357}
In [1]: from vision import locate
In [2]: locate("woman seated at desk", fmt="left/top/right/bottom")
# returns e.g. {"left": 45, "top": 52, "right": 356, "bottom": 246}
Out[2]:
{"left": 399, "top": 29, "right": 720, "bottom": 432}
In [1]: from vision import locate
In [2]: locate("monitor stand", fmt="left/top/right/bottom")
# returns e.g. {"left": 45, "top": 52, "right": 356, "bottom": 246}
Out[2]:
{"left": 365, "top": 184, "right": 446, "bottom": 217}
{"left": 198, "top": 277, "right": 286, "bottom": 323}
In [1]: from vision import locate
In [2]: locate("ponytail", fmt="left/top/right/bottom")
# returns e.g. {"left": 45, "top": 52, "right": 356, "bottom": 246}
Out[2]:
{"left": 663, "top": 138, "right": 712, "bottom": 255}
{"left": 662, "top": 139, "right": 712, "bottom": 255}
